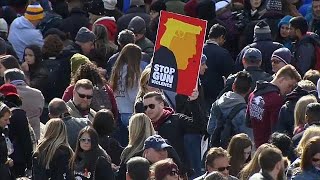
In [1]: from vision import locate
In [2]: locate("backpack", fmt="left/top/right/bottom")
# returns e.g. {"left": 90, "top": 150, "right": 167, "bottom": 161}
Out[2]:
{"left": 91, "top": 85, "right": 113, "bottom": 112}
{"left": 210, "top": 102, "right": 247, "bottom": 148}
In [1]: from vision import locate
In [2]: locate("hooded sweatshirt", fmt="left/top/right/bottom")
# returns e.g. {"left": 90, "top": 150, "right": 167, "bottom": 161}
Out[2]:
{"left": 247, "top": 81, "right": 284, "bottom": 148}
{"left": 8, "top": 16, "right": 44, "bottom": 61}
{"left": 208, "top": 91, "right": 253, "bottom": 140}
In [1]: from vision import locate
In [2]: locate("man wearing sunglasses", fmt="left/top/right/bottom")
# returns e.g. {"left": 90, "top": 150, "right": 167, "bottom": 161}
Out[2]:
{"left": 142, "top": 91, "right": 205, "bottom": 174}
{"left": 66, "top": 79, "right": 96, "bottom": 122}
{"left": 194, "top": 147, "right": 237, "bottom": 180}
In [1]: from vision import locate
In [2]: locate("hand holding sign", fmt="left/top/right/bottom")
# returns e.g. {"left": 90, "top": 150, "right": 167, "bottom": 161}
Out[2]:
{"left": 188, "top": 88, "right": 199, "bottom": 101}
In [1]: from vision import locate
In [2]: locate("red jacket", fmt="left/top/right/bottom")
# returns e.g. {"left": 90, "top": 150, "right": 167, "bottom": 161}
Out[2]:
{"left": 247, "top": 82, "right": 284, "bottom": 148}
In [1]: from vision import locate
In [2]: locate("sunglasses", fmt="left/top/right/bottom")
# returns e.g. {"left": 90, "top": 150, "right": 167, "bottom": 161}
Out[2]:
{"left": 143, "top": 104, "right": 156, "bottom": 111}
{"left": 169, "top": 170, "right": 178, "bottom": 176}
{"left": 312, "top": 158, "right": 320, "bottom": 162}
{"left": 77, "top": 91, "right": 93, "bottom": 99}
{"left": 79, "top": 138, "right": 91, "bottom": 143}
{"left": 217, "top": 165, "right": 231, "bottom": 172}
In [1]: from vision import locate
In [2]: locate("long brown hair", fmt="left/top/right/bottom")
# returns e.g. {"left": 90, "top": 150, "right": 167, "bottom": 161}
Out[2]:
{"left": 109, "top": 43, "right": 141, "bottom": 92}
{"left": 301, "top": 137, "right": 320, "bottom": 171}
{"left": 227, "top": 133, "right": 252, "bottom": 177}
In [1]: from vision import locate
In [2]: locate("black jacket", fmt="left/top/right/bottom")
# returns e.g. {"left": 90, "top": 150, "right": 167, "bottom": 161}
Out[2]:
{"left": 29, "top": 63, "right": 49, "bottom": 94}
{"left": 201, "top": 41, "right": 234, "bottom": 100}
{"left": 8, "top": 107, "right": 33, "bottom": 173}
{"left": 59, "top": 8, "right": 90, "bottom": 40}
{"left": 0, "top": 128, "right": 14, "bottom": 180}
{"left": 235, "top": 33, "right": 283, "bottom": 74}
{"left": 99, "top": 135, "right": 123, "bottom": 165}
{"left": 32, "top": 145, "right": 73, "bottom": 180}
{"left": 273, "top": 86, "right": 312, "bottom": 137}
{"left": 218, "top": 66, "right": 273, "bottom": 98}
{"left": 156, "top": 99, "right": 205, "bottom": 167}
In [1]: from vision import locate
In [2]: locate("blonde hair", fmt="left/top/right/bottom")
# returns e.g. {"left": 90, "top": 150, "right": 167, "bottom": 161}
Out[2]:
{"left": 296, "top": 126, "right": 320, "bottom": 156}
{"left": 294, "top": 95, "right": 317, "bottom": 129}
{"left": 239, "top": 143, "right": 276, "bottom": 180}
{"left": 136, "top": 67, "right": 152, "bottom": 101}
{"left": 120, "top": 113, "right": 155, "bottom": 163}
{"left": 34, "top": 118, "right": 73, "bottom": 169}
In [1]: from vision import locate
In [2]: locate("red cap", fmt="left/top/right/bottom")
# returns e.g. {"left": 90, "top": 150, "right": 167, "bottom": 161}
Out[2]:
{"left": 0, "top": 84, "right": 18, "bottom": 97}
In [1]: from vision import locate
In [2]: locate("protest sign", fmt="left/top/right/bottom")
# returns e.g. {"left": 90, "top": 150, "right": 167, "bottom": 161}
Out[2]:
{"left": 149, "top": 11, "right": 207, "bottom": 96}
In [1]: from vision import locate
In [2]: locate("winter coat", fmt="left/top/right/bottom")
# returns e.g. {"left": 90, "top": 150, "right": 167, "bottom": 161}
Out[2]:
{"left": 218, "top": 66, "right": 273, "bottom": 98}
{"left": 207, "top": 91, "right": 253, "bottom": 140}
{"left": 59, "top": 8, "right": 90, "bottom": 41}
{"left": 273, "top": 86, "right": 311, "bottom": 137}
{"left": 62, "top": 84, "right": 119, "bottom": 121}
{"left": 62, "top": 115, "right": 90, "bottom": 150}
{"left": 66, "top": 100, "right": 96, "bottom": 122}
{"left": 135, "top": 37, "right": 154, "bottom": 58}
{"left": 155, "top": 99, "right": 205, "bottom": 167}
{"left": 32, "top": 145, "right": 73, "bottom": 180}
{"left": 292, "top": 33, "right": 318, "bottom": 75}
{"left": 98, "top": 135, "right": 123, "bottom": 165}
{"left": 8, "top": 107, "right": 33, "bottom": 173}
{"left": 292, "top": 167, "right": 320, "bottom": 180}
{"left": 201, "top": 40, "right": 234, "bottom": 101}
{"left": 247, "top": 81, "right": 284, "bottom": 148}
{"left": 28, "top": 63, "right": 49, "bottom": 94}
{"left": 8, "top": 16, "right": 44, "bottom": 61}
{"left": 0, "top": 128, "right": 14, "bottom": 180}
{"left": 235, "top": 33, "right": 283, "bottom": 74}
{"left": 11, "top": 80, "right": 44, "bottom": 141}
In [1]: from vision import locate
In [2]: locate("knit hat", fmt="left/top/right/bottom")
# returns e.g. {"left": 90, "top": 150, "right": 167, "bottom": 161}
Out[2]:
{"left": 128, "top": 16, "right": 146, "bottom": 34}
{"left": 244, "top": 48, "right": 262, "bottom": 61}
{"left": 271, "top": 47, "right": 292, "bottom": 64}
{"left": 266, "top": 0, "right": 282, "bottom": 12}
{"left": 254, "top": 20, "right": 271, "bottom": 34}
{"left": 103, "top": 0, "right": 117, "bottom": 10}
{"left": 0, "top": 19, "right": 8, "bottom": 33}
{"left": 24, "top": 3, "right": 44, "bottom": 21}
{"left": 0, "top": 84, "right": 19, "bottom": 97}
{"left": 215, "top": 1, "right": 230, "bottom": 12}
{"left": 150, "top": 0, "right": 167, "bottom": 12}
{"left": 88, "top": 1, "right": 106, "bottom": 16}
{"left": 70, "top": 53, "right": 91, "bottom": 75}
{"left": 130, "top": 0, "right": 145, "bottom": 6}
{"left": 278, "top": 15, "right": 292, "bottom": 28}
{"left": 75, "top": 27, "right": 96, "bottom": 43}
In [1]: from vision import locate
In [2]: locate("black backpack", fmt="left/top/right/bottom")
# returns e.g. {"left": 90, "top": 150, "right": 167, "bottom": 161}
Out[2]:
{"left": 210, "top": 102, "right": 247, "bottom": 148}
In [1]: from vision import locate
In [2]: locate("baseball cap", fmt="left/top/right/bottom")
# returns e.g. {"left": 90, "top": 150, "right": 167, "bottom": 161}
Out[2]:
{"left": 244, "top": 48, "right": 262, "bottom": 61}
{"left": 143, "top": 135, "right": 172, "bottom": 150}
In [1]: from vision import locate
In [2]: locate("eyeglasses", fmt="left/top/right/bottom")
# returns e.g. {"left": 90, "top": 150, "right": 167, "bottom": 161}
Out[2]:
{"left": 217, "top": 165, "right": 231, "bottom": 172}
{"left": 143, "top": 104, "right": 156, "bottom": 111}
{"left": 169, "top": 170, "right": 178, "bottom": 176}
{"left": 79, "top": 138, "right": 91, "bottom": 143}
{"left": 312, "top": 158, "right": 320, "bottom": 162}
{"left": 76, "top": 91, "right": 93, "bottom": 99}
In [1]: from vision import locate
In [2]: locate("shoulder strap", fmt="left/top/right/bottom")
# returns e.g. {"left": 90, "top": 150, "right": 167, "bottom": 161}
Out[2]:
{"left": 226, "top": 103, "right": 247, "bottom": 122}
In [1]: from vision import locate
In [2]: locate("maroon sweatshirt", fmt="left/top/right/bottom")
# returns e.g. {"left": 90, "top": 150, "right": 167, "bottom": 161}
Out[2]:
{"left": 247, "top": 81, "right": 284, "bottom": 148}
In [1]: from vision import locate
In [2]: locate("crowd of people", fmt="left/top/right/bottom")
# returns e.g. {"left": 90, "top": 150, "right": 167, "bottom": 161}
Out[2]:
{"left": 1, "top": 0, "right": 320, "bottom": 179}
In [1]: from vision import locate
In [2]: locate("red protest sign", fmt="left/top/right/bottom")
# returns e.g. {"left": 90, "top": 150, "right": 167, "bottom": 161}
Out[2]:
{"left": 149, "top": 11, "right": 207, "bottom": 96}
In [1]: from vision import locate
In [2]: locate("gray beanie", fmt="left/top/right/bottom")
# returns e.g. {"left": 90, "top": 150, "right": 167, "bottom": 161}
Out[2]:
{"left": 128, "top": 16, "right": 146, "bottom": 34}
{"left": 271, "top": 47, "right": 292, "bottom": 64}
{"left": 75, "top": 27, "right": 96, "bottom": 43}
{"left": 254, "top": 20, "right": 271, "bottom": 34}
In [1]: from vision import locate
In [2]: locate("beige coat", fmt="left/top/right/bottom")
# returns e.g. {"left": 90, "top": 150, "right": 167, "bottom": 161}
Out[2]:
{"left": 66, "top": 100, "right": 96, "bottom": 122}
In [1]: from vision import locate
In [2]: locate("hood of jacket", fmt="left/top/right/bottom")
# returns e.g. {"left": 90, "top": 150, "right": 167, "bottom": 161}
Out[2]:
{"left": 285, "top": 85, "right": 310, "bottom": 101}
{"left": 153, "top": 107, "right": 175, "bottom": 130}
{"left": 253, "top": 81, "right": 280, "bottom": 96}
{"left": 13, "top": 16, "right": 35, "bottom": 30}
{"left": 217, "top": 91, "right": 246, "bottom": 109}
{"left": 253, "top": 32, "right": 273, "bottom": 42}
